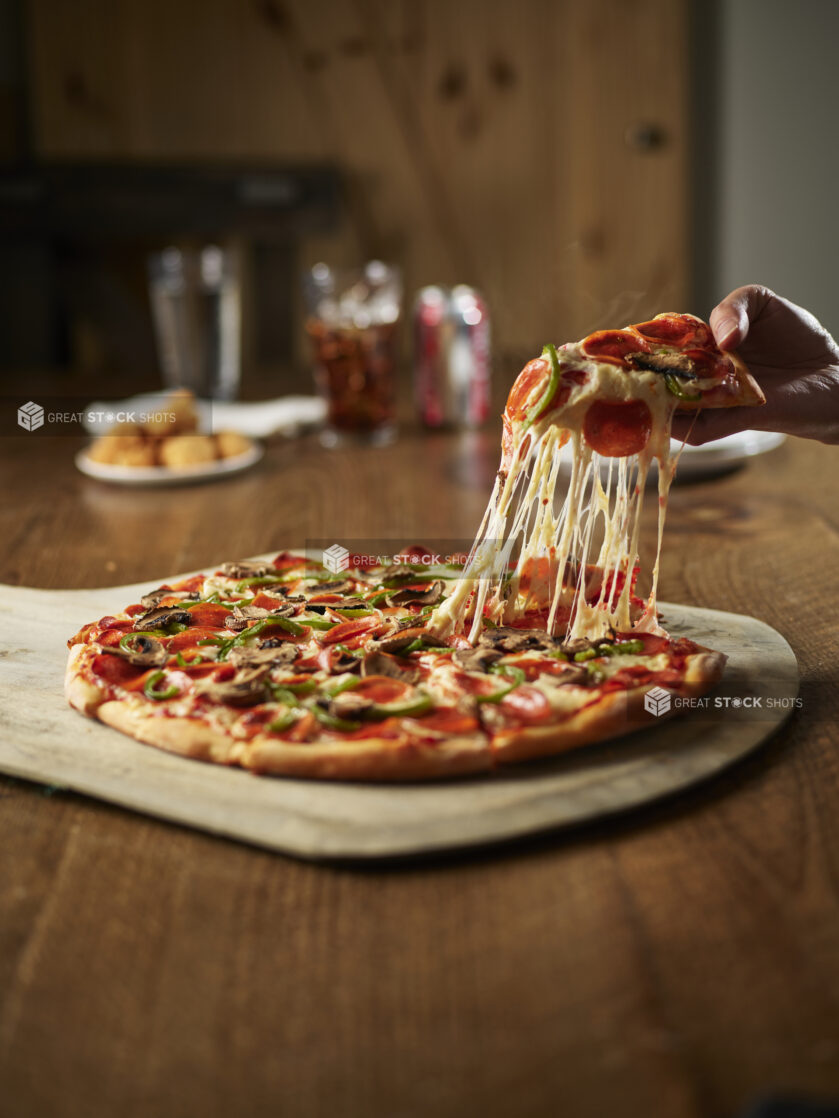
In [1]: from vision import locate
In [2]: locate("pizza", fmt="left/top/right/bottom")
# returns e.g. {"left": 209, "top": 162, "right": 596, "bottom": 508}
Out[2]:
{"left": 66, "top": 312, "right": 763, "bottom": 781}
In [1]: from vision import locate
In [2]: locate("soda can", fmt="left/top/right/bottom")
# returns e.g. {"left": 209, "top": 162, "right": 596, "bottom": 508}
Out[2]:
{"left": 413, "top": 285, "right": 491, "bottom": 428}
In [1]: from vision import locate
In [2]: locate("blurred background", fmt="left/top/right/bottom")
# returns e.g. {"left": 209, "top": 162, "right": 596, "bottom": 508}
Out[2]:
{"left": 0, "top": 0, "right": 836, "bottom": 396}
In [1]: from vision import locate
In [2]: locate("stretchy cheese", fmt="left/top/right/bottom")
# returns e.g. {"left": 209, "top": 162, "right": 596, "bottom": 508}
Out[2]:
{"left": 430, "top": 324, "right": 707, "bottom": 643}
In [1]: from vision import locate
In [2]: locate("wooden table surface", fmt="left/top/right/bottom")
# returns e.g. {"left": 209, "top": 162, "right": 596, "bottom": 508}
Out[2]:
{"left": 1, "top": 422, "right": 838, "bottom": 1118}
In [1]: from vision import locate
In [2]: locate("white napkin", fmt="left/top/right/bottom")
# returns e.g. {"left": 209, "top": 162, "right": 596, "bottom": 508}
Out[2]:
{"left": 83, "top": 393, "right": 326, "bottom": 438}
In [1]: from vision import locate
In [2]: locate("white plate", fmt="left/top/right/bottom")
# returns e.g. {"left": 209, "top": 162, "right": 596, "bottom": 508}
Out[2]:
{"left": 75, "top": 439, "right": 264, "bottom": 486}
{"left": 668, "top": 430, "right": 786, "bottom": 479}
{"left": 560, "top": 430, "right": 786, "bottom": 485}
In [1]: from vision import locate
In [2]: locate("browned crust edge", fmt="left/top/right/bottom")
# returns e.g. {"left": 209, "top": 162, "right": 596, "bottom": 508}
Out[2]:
{"left": 65, "top": 645, "right": 726, "bottom": 782}
{"left": 490, "top": 650, "right": 727, "bottom": 765}
{"left": 65, "top": 647, "right": 491, "bottom": 781}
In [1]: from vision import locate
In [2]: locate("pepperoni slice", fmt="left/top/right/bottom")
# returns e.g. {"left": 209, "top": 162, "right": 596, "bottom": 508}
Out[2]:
{"left": 505, "top": 358, "right": 588, "bottom": 422}
{"left": 272, "top": 552, "right": 307, "bottom": 571}
{"left": 582, "top": 399, "right": 652, "bottom": 457}
{"left": 505, "top": 357, "right": 550, "bottom": 420}
{"left": 633, "top": 314, "right": 713, "bottom": 350}
{"left": 582, "top": 330, "right": 648, "bottom": 364}
{"left": 251, "top": 592, "right": 286, "bottom": 610}
{"left": 319, "top": 616, "right": 381, "bottom": 646}
{"left": 186, "top": 602, "right": 232, "bottom": 629}
{"left": 354, "top": 676, "right": 413, "bottom": 704}
{"left": 91, "top": 652, "right": 143, "bottom": 686}
{"left": 168, "top": 626, "right": 224, "bottom": 650}
{"left": 500, "top": 685, "right": 552, "bottom": 722}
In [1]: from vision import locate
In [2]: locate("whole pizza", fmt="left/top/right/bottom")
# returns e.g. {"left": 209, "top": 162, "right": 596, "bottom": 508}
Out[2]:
{"left": 66, "top": 313, "right": 764, "bottom": 781}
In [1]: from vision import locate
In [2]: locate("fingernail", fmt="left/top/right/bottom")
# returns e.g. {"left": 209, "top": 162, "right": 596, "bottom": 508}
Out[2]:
{"left": 716, "top": 317, "right": 739, "bottom": 347}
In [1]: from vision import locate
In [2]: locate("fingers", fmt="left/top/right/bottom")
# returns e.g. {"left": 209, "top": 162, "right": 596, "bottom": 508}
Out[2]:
{"left": 709, "top": 285, "right": 775, "bottom": 351}
{"left": 670, "top": 406, "right": 768, "bottom": 446}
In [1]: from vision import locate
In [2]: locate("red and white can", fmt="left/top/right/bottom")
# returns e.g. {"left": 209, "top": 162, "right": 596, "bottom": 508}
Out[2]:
{"left": 413, "top": 285, "right": 491, "bottom": 428}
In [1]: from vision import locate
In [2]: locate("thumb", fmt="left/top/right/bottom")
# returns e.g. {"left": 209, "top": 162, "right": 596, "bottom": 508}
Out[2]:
{"left": 709, "top": 285, "right": 775, "bottom": 351}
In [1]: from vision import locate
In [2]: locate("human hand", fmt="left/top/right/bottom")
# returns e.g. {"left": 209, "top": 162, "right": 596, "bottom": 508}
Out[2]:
{"left": 670, "top": 285, "right": 839, "bottom": 445}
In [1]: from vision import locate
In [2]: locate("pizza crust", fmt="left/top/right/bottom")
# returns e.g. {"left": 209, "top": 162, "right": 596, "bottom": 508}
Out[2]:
{"left": 65, "top": 645, "right": 491, "bottom": 780}
{"left": 65, "top": 630, "right": 726, "bottom": 781}
{"left": 490, "top": 649, "right": 726, "bottom": 764}
{"left": 675, "top": 348, "right": 764, "bottom": 410}
{"left": 64, "top": 642, "right": 108, "bottom": 716}
{"left": 245, "top": 733, "right": 491, "bottom": 781}
{"left": 97, "top": 701, "right": 245, "bottom": 766}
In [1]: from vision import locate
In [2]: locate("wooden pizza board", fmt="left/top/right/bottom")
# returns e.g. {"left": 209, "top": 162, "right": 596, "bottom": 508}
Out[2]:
{"left": 0, "top": 573, "right": 799, "bottom": 860}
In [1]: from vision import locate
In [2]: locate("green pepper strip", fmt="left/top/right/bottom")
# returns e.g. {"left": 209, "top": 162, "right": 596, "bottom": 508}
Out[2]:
{"left": 575, "top": 638, "right": 645, "bottom": 662}
{"left": 234, "top": 576, "right": 285, "bottom": 591}
{"left": 478, "top": 665, "right": 527, "bottom": 704}
{"left": 523, "top": 343, "right": 562, "bottom": 430}
{"left": 277, "top": 569, "right": 343, "bottom": 584}
{"left": 217, "top": 616, "right": 304, "bottom": 660}
{"left": 283, "top": 679, "right": 317, "bottom": 696}
{"left": 367, "top": 692, "right": 433, "bottom": 720}
{"left": 301, "top": 617, "right": 337, "bottom": 631}
{"left": 174, "top": 651, "right": 204, "bottom": 667}
{"left": 365, "top": 591, "right": 390, "bottom": 606}
{"left": 333, "top": 607, "right": 375, "bottom": 618}
{"left": 197, "top": 637, "right": 227, "bottom": 647}
{"left": 308, "top": 704, "right": 361, "bottom": 732}
{"left": 322, "top": 676, "right": 361, "bottom": 698}
{"left": 122, "top": 628, "right": 168, "bottom": 645}
{"left": 119, "top": 632, "right": 153, "bottom": 653}
{"left": 266, "top": 710, "right": 301, "bottom": 734}
{"left": 664, "top": 373, "right": 702, "bottom": 402}
{"left": 143, "top": 671, "right": 180, "bottom": 701}
{"left": 175, "top": 596, "right": 235, "bottom": 610}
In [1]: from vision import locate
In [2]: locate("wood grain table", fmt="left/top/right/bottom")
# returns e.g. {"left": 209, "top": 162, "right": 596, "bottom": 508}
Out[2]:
{"left": 1, "top": 422, "right": 838, "bottom": 1118}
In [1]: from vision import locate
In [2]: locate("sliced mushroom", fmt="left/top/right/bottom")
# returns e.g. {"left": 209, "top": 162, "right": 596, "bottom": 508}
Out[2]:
{"left": 625, "top": 351, "right": 698, "bottom": 378}
{"left": 203, "top": 667, "right": 270, "bottom": 706}
{"left": 555, "top": 664, "right": 591, "bottom": 687}
{"left": 325, "top": 597, "right": 373, "bottom": 611}
{"left": 224, "top": 602, "right": 297, "bottom": 631}
{"left": 308, "top": 578, "right": 355, "bottom": 594}
{"left": 329, "top": 651, "right": 363, "bottom": 675}
{"left": 452, "top": 646, "right": 503, "bottom": 673}
{"left": 362, "top": 650, "right": 421, "bottom": 684}
{"left": 368, "top": 626, "right": 428, "bottom": 655}
{"left": 478, "top": 626, "right": 558, "bottom": 653}
{"left": 135, "top": 606, "right": 193, "bottom": 632}
{"left": 105, "top": 634, "right": 167, "bottom": 668}
{"left": 139, "top": 586, "right": 198, "bottom": 610}
{"left": 219, "top": 560, "right": 275, "bottom": 579}
{"left": 326, "top": 692, "right": 374, "bottom": 719}
{"left": 375, "top": 565, "right": 417, "bottom": 587}
{"left": 227, "top": 643, "right": 298, "bottom": 668}
{"left": 560, "top": 637, "right": 595, "bottom": 656}
{"left": 386, "top": 579, "right": 444, "bottom": 608}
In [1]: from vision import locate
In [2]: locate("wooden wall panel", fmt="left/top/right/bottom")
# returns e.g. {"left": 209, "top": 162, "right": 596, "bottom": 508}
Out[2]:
{"left": 25, "top": 0, "right": 688, "bottom": 373}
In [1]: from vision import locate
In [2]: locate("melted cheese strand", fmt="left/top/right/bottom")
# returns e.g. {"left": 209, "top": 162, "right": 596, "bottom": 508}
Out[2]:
{"left": 430, "top": 352, "right": 679, "bottom": 642}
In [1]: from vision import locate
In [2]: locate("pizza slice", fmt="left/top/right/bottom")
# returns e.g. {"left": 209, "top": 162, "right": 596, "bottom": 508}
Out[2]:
{"left": 430, "top": 312, "right": 764, "bottom": 644}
